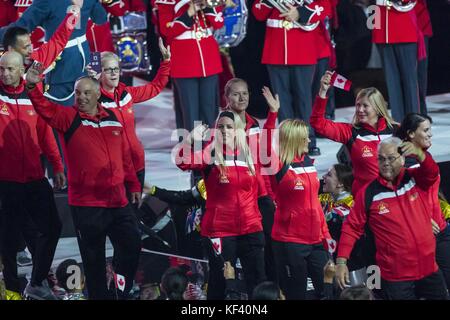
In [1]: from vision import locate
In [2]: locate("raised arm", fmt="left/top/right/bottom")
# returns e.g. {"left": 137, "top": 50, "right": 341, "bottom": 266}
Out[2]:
{"left": 31, "top": 11, "right": 79, "bottom": 70}
{"left": 401, "top": 142, "right": 439, "bottom": 191}
{"left": 251, "top": 0, "right": 273, "bottom": 22}
{"left": 26, "top": 67, "right": 75, "bottom": 132}
{"left": 310, "top": 71, "right": 353, "bottom": 144}
{"left": 126, "top": 39, "right": 171, "bottom": 102}
{"left": 203, "top": 6, "right": 225, "bottom": 30}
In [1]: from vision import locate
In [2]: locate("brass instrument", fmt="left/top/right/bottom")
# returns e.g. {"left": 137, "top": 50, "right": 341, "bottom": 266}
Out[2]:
{"left": 390, "top": 0, "right": 417, "bottom": 12}
{"left": 265, "top": 0, "right": 319, "bottom": 31}
{"left": 381, "top": 0, "right": 417, "bottom": 12}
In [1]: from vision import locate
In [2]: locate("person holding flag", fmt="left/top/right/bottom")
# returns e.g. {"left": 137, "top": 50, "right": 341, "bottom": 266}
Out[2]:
{"left": 261, "top": 86, "right": 332, "bottom": 300}
{"left": 310, "top": 71, "right": 397, "bottom": 196}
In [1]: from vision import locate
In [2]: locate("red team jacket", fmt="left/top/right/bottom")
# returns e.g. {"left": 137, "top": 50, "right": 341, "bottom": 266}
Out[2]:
{"left": 156, "top": 0, "right": 223, "bottom": 78}
{"left": 310, "top": 96, "right": 395, "bottom": 195}
{"left": 176, "top": 143, "right": 264, "bottom": 238}
{"left": 338, "top": 152, "right": 439, "bottom": 281}
{"left": 98, "top": 60, "right": 171, "bottom": 173}
{"left": 264, "top": 111, "right": 331, "bottom": 244}
{"left": 405, "top": 157, "right": 447, "bottom": 233}
{"left": 252, "top": 0, "right": 331, "bottom": 65}
{"left": 0, "top": 80, "right": 63, "bottom": 183}
{"left": 30, "top": 13, "right": 76, "bottom": 70}
{"left": 27, "top": 87, "right": 141, "bottom": 208}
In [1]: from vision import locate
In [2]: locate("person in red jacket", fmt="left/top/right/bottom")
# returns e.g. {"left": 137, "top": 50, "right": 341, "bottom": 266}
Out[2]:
{"left": 176, "top": 111, "right": 266, "bottom": 299}
{"left": 396, "top": 113, "right": 450, "bottom": 291}
{"left": 336, "top": 136, "right": 448, "bottom": 300}
{"left": 415, "top": 0, "right": 432, "bottom": 115}
{"left": 252, "top": 0, "right": 332, "bottom": 156}
{"left": 311, "top": 71, "right": 396, "bottom": 195}
{"left": 156, "top": 0, "right": 224, "bottom": 131}
{"left": 25, "top": 65, "right": 142, "bottom": 300}
{"left": 373, "top": 0, "right": 421, "bottom": 121}
{"left": 0, "top": 52, "right": 64, "bottom": 300}
{"left": 261, "top": 87, "right": 332, "bottom": 300}
{"left": 222, "top": 78, "right": 277, "bottom": 282}
{"left": 97, "top": 38, "right": 170, "bottom": 189}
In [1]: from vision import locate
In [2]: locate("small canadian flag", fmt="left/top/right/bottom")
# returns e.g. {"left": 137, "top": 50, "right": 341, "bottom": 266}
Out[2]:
{"left": 325, "top": 238, "right": 337, "bottom": 255}
{"left": 330, "top": 71, "right": 352, "bottom": 91}
{"left": 114, "top": 273, "right": 126, "bottom": 292}
{"left": 210, "top": 238, "right": 222, "bottom": 255}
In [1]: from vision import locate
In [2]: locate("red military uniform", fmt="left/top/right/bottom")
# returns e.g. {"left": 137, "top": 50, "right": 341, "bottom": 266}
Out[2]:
{"left": 98, "top": 60, "right": 170, "bottom": 173}
{"left": 28, "top": 87, "right": 140, "bottom": 208}
{"left": 338, "top": 152, "right": 439, "bottom": 282}
{"left": 252, "top": 0, "right": 331, "bottom": 65}
{"left": 415, "top": 0, "right": 432, "bottom": 37}
{"left": 156, "top": 0, "right": 223, "bottom": 78}
{"left": 372, "top": 0, "right": 419, "bottom": 44}
{"left": 0, "top": 80, "right": 64, "bottom": 183}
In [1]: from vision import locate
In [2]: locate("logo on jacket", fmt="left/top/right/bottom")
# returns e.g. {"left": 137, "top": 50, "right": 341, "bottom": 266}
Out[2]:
{"left": 362, "top": 145, "right": 374, "bottom": 158}
{"left": 219, "top": 174, "right": 230, "bottom": 184}
{"left": 27, "top": 109, "right": 35, "bottom": 116}
{"left": 409, "top": 192, "right": 418, "bottom": 202}
{"left": 112, "top": 130, "right": 120, "bottom": 136}
{"left": 377, "top": 202, "right": 390, "bottom": 215}
{"left": 0, "top": 104, "right": 9, "bottom": 116}
{"left": 294, "top": 179, "right": 304, "bottom": 190}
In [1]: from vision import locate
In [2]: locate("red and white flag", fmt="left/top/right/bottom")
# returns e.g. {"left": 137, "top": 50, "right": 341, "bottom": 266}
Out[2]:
{"left": 114, "top": 273, "right": 126, "bottom": 292}
{"left": 210, "top": 238, "right": 222, "bottom": 255}
{"left": 330, "top": 72, "right": 352, "bottom": 91}
{"left": 324, "top": 238, "right": 337, "bottom": 255}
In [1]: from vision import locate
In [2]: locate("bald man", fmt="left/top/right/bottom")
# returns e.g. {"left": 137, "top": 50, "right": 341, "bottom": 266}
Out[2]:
{"left": 25, "top": 65, "right": 142, "bottom": 300}
{"left": 0, "top": 52, "right": 64, "bottom": 300}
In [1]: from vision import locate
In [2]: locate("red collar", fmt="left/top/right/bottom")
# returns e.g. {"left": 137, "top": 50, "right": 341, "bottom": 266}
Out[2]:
{"left": 360, "top": 117, "right": 388, "bottom": 133}
{"left": 245, "top": 112, "right": 257, "bottom": 131}
{"left": 78, "top": 104, "right": 109, "bottom": 120}
{"left": 376, "top": 167, "right": 406, "bottom": 190}
{"left": 0, "top": 79, "right": 25, "bottom": 95}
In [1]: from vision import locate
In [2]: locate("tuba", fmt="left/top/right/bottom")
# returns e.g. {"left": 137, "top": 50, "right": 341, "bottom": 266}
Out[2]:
{"left": 381, "top": 0, "right": 417, "bottom": 12}
{"left": 391, "top": 0, "right": 417, "bottom": 12}
{"left": 265, "top": 0, "right": 319, "bottom": 31}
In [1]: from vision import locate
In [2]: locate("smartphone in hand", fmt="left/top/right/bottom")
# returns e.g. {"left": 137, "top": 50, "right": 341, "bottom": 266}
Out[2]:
{"left": 89, "top": 52, "right": 102, "bottom": 74}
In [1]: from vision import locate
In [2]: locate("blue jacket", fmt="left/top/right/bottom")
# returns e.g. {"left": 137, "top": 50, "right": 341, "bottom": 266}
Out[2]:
{"left": 1, "top": 0, "right": 107, "bottom": 84}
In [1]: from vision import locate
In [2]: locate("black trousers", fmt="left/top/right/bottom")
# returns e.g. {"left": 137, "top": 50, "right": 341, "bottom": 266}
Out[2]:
{"left": 204, "top": 231, "right": 266, "bottom": 300}
{"left": 272, "top": 240, "right": 328, "bottom": 300}
{"left": 417, "top": 36, "right": 430, "bottom": 115}
{"left": 381, "top": 271, "right": 448, "bottom": 300}
{"left": 173, "top": 75, "right": 220, "bottom": 131}
{"left": 312, "top": 57, "right": 336, "bottom": 119}
{"left": 378, "top": 42, "right": 420, "bottom": 122}
{"left": 0, "top": 179, "right": 61, "bottom": 292}
{"left": 436, "top": 224, "right": 450, "bottom": 291}
{"left": 267, "top": 64, "right": 317, "bottom": 148}
{"left": 70, "top": 205, "right": 141, "bottom": 300}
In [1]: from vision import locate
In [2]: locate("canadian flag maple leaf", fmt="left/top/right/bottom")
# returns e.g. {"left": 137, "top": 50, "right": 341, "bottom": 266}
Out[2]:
{"left": 330, "top": 71, "right": 352, "bottom": 91}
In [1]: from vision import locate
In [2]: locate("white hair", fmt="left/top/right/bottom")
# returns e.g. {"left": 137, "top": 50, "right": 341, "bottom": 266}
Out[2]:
{"left": 378, "top": 136, "right": 402, "bottom": 153}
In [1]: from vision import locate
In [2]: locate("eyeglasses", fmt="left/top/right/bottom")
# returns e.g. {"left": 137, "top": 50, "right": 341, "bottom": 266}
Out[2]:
{"left": 377, "top": 154, "right": 402, "bottom": 164}
{"left": 102, "top": 67, "right": 120, "bottom": 74}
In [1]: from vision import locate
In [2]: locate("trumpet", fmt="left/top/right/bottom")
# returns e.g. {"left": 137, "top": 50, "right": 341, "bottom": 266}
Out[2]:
{"left": 266, "top": 0, "right": 319, "bottom": 31}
